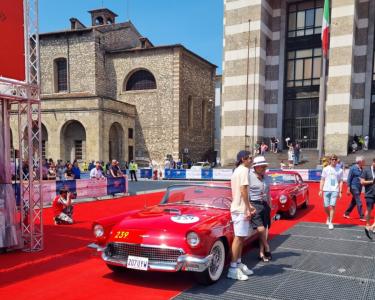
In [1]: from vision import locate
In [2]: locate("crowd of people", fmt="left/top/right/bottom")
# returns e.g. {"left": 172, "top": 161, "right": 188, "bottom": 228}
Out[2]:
{"left": 10, "top": 158, "right": 138, "bottom": 181}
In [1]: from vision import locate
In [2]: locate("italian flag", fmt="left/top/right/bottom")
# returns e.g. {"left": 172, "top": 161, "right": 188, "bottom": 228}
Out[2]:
{"left": 321, "top": 0, "right": 330, "bottom": 57}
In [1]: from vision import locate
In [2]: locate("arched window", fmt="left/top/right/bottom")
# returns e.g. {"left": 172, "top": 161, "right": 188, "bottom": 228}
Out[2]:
{"left": 125, "top": 69, "right": 157, "bottom": 91}
{"left": 54, "top": 58, "right": 67, "bottom": 92}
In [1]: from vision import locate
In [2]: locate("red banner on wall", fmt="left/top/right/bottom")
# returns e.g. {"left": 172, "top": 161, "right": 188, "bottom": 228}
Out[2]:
{"left": 0, "top": 0, "right": 25, "bottom": 82}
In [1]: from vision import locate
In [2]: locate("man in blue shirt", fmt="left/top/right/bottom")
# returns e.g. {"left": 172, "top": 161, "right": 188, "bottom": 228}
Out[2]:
{"left": 360, "top": 159, "right": 375, "bottom": 239}
{"left": 344, "top": 156, "right": 365, "bottom": 220}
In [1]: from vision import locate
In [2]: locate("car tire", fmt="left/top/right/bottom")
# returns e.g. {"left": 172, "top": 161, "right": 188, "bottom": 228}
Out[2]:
{"left": 285, "top": 198, "right": 297, "bottom": 219}
{"left": 195, "top": 239, "right": 226, "bottom": 285}
{"left": 301, "top": 193, "right": 309, "bottom": 209}
{"left": 106, "top": 263, "right": 126, "bottom": 273}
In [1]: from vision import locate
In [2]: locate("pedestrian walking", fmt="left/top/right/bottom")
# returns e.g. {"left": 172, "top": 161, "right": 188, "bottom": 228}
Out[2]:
{"left": 319, "top": 154, "right": 344, "bottom": 230}
{"left": 344, "top": 156, "right": 365, "bottom": 221}
{"left": 360, "top": 159, "right": 375, "bottom": 239}
{"left": 227, "top": 150, "right": 256, "bottom": 281}
{"left": 249, "top": 156, "right": 272, "bottom": 262}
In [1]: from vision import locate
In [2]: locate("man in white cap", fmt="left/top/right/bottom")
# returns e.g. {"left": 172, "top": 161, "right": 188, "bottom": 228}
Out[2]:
{"left": 227, "top": 150, "right": 256, "bottom": 281}
{"left": 249, "top": 156, "right": 272, "bottom": 262}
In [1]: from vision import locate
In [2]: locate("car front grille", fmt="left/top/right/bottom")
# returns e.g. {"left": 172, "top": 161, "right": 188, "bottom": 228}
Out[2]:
{"left": 105, "top": 242, "right": 184, "bottom": 263}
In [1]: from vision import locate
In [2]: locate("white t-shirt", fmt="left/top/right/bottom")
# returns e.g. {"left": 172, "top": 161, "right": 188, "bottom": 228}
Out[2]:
{"left": 321, "top": 165, "right": 343, "bottom": 192}
{"left": 90, "top": 168, "right": 104, "bottom": 179}
{"left": 230, "top": 164, "right": 249, "bottom": 213}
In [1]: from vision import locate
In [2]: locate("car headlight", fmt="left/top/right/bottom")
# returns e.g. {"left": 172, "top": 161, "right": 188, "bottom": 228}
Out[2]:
{"left": 186, "top": 232, "right": 200, "bottom": 247}
{"left": 279, "top": 195, "right": 288, "bottom": 204}
{"left": 94, "top": 224, "right": 104, "bottom": 238}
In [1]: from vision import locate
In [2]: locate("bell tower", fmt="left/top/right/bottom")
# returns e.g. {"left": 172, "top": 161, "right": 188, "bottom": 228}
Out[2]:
{"left": 88, "top": 8, "right": 118, "bottom": 26}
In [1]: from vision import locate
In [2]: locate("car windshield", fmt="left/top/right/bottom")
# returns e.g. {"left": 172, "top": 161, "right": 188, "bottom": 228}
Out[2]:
{"left": 160, "top": 185, "right": 232, "bottom": 209}
{"left": 267, "top": 173, "right": 296, "bottom": 185}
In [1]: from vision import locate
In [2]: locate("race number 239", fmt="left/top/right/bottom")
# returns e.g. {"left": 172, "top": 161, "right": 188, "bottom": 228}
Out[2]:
{"left": 114, "top": 231, "right": 129, "bottom": 239}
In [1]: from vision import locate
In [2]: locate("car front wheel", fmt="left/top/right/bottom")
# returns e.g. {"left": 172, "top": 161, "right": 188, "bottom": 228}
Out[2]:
{"left": 195, "top": 239, "right": 226, "bottom": 285}
{"left": 286, "top": 198, "right": 297, "bottom": 218}
{"left": 301, "top": 193, "right": 309, "bottom": 209}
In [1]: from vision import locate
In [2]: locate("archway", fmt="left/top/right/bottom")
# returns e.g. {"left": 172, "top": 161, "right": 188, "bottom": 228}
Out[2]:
{"left": 109, "top": 122, "right": 124, "bottom": 161}
{"left": 60, "top": 120, "right": 86, "bottom": 162}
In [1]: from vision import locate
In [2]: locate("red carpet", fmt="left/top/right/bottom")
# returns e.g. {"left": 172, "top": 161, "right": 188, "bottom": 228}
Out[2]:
{"left": 0, "top": 183, "right": 371, "bottom": 300}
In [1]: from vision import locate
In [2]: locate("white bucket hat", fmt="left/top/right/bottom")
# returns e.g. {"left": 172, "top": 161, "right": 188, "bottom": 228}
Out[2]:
{"left": 252, "top": 156, "right": 269, "bottom": 167}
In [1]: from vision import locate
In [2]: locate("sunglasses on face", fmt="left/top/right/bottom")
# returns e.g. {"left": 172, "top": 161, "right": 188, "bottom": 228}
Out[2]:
{"left": 331, "top": 158, "right": 337, "bottom": 161}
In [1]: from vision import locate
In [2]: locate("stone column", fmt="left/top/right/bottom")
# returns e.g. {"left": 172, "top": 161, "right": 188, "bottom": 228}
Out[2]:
{"left": 324, "top": 0, "right": 356, "bottom": 156}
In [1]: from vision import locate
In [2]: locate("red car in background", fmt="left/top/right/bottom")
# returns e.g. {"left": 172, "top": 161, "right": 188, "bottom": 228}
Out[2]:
{"left": 267, "top": 170, "right": 309, "bottom": 218}
{"left": 89, "top": 183, "right": 278, "bottom": 284}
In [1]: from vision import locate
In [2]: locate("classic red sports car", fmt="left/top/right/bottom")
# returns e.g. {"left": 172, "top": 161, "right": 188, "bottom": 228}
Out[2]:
{"left": 267, "top": 170, "right": 309, "bottom": 218}
{"left": 89, "top": 183, "right": 278, "bottom": 284}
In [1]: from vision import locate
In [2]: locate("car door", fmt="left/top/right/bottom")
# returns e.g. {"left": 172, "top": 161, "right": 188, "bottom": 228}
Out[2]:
{"left": 296, "top": 174, "right": 307, "bottom": 205}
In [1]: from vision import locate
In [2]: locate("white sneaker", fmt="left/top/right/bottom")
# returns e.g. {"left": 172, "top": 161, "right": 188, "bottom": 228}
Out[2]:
{"left": 227, "top": 267, "right": 249, "bottom": 281}
{"left": 328, "top": 222, "right": 334, "bottom": 230}
{"left": 238, "top": 263, "right": 254, "bottom": 276}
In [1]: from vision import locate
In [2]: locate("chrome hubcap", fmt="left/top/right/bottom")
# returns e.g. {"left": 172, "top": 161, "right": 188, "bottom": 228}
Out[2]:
{"left": 209, "top": 245, "right": 222, "bottom": 275}
{"left": 290, "top": 201, "right": 296, "bottom": 216}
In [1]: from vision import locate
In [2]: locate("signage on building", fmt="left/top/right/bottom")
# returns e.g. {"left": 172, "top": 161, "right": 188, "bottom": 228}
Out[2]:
{"left": 0, "top": 0, "right": 25, "bottom": 82}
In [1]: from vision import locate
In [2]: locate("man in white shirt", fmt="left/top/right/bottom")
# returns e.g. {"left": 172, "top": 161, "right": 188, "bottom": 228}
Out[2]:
{"left": 319, "top": 154, "right": 343, "bottom": 229}
{"left": 227, "top": 150, "right": 256, "bottom": 281}
{"left": 90, "top": 161, "right": 104, "bottom": 179}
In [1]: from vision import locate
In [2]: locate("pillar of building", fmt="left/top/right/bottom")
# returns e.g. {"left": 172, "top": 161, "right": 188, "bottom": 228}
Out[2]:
{"left": 324, "top": 0, "right": 356, "bottom": 156}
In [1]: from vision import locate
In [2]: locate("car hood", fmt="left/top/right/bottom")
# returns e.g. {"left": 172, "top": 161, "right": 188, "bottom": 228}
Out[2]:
{"left": 108, "top": 205, "right": 228, "bottom": 245}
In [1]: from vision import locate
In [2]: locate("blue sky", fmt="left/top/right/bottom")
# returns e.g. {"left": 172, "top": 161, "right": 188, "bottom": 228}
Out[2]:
{"left": 39, "top": 0, "right": 223, "bottom": 73}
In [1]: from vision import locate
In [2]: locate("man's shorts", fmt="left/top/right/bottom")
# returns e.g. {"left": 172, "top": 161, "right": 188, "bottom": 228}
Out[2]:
{"left": 250, "top": 201, "right": 271, "bottom": 230}
{"left": 366, "top": 197, "right": 375, "bottom": 210}
{"left": 231, "top": 212, "right": 251, "bottom": 237}
{"left": 323, "top": 191, "right": 338, "bottom": 207}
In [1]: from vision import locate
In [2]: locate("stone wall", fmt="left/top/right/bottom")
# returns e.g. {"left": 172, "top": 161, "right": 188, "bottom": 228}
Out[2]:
{"left": 40, "top": 31, "right": 96, "bottom": 95}
{"left": 179, "top": 49, "right": 216, "bottom": 162}
{"left": 111, "top": 48, "right": 176, "bottom": 163}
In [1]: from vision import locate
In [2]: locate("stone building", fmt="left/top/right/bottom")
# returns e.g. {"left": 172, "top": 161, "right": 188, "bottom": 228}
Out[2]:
{"left": 221, "top": 0, "right": 375, "bottom": 165}
{"left": 10, "top": 8, "right": 216, "bottom": 165}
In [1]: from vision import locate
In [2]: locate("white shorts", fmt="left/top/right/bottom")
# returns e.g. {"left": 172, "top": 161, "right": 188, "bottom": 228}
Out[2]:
{"left": 231, "top": 212, "right": 251, "bottom": 237}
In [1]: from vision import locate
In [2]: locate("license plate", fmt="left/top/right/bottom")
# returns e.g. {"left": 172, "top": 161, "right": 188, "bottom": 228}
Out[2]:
{"left": 127, "top": 255, "right": 149, "bottom": 271}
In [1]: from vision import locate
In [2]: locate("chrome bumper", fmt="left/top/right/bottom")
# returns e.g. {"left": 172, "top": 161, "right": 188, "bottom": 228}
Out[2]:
{"left": 88, "top": 243, "right": 213, "bottom": 272}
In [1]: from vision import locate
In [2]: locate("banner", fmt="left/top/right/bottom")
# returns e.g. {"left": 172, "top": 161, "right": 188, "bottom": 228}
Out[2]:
{"left": 76, "top": 178, "right": 107, "bottom": 198}
{"left": 212, "top": 169, "right": 233, "bottom": 180}
{"left": 107, "top": 177, "right": 126, "bottom": 195}
{"left": 140, "top": 169, "right": 152, "bottom": 179}
{"left": 186, "top": 169, "right": 201, "bottom": 180}
{"left": 201, "top": 169, "right": 213, "bottom": 180}
{"left": 0, "top": 0, "right": 25, "bottom": 81}
{"left": 56, "top": 180, "right": 77, "bottom": 195}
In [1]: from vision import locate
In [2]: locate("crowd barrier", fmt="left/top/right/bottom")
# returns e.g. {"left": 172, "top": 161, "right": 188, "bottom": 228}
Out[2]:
{"left": 161, "top": 168, "right": 349, "bottom": 182}
{"left": 13, "top": 177, "right": 128, "bottom": 206}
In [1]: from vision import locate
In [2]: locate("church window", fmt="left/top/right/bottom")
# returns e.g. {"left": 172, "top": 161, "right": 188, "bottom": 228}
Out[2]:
{"left": 54, "top": 58, "right": 68, "bottom": 92}
{"left": 125, "top": 69, "right": 157, "bottom": 91}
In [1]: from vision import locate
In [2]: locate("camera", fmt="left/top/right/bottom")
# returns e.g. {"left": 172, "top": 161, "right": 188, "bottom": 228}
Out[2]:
{"left": 70, "top": 192, "right": 77, "bottom": 199}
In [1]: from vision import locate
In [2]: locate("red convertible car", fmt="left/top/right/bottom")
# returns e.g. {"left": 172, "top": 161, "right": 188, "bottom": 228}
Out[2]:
{"left": 89, "top": 183, "right": 278, "bottom": 284}
{"left": 267, "top": 170, "right": 309, "bottom": 218}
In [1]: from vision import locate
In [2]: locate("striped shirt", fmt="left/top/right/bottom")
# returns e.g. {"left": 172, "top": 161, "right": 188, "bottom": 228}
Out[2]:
{"left": 249, "top": 171, "right": 270, "bottom": 203}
